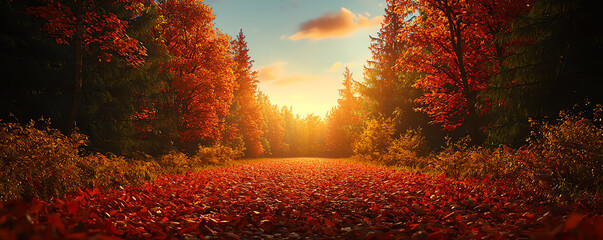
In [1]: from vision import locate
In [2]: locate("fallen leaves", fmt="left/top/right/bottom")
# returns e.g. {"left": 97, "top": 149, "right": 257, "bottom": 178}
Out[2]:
{"left": 0, "top": 158, "right": 600, "bottom": 239}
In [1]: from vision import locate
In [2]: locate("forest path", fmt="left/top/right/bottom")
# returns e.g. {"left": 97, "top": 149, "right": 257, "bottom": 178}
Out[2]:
{"left": 2, "top": 158, "right": 582, "bottom": 239}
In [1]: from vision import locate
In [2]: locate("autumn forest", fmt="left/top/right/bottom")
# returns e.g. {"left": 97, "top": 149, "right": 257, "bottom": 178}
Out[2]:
{"left": 1, "top": 0, "right": 602, "bottom": 239}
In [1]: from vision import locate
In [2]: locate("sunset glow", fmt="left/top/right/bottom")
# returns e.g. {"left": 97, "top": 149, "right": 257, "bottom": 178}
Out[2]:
{"left": 206, "top": 0, "right": 386, "bottom": 117}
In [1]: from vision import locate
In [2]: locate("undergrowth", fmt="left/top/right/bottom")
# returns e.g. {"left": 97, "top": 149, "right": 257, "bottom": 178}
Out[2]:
{"left": 0, "top": 119, "right": 244, "bottom": 202}
{"left": 353, "top": 106, "right": 603, "bottom": 207}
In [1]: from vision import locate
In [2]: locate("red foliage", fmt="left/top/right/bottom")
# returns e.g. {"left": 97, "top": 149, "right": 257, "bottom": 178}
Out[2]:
{"left": 394, "top": 0, "right": 531, "bottom": 133}
{"left": 0, "top": 159, "right": 600, "bottom": 239}
{"left": 26, "top": 0, "right": 150, "bottom": 66}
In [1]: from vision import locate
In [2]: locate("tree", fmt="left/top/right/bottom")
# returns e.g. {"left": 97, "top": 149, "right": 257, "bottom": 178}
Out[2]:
{"left": 77, "top": 5, "right": 173, "bottom": 155}
{"left": 394, "top": 0, "right": 530, "bottom": 145}
{"left": 326, "top": 68, "right": 360, "bottom": 157}
{"left": 360, "top": 1, "right": 443, "bottom": 147}
{"left": 26, "top": 0, "right": 150, "bottom": 131}
{"left": 1, "top": 0, "right": 72, "bottom": 126}
{"left": 361, "top": 2, "right": 405, "bottom": 119}
{"left": 154, "top": 0, "right": 235, "bottom": 152}
{"left": 225, "top": 30, "right": 264, "bottom": 157}
{"left": 488, "top": 0, "right": 603, "bottom": 146}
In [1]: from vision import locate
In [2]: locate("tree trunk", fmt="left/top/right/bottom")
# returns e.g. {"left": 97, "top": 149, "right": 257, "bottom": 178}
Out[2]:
{"left": 465, "top": 92, "right": 483, "bottom": 145}
{"left": 451, "top": 18, "right": 483, "bottom": 146}
{"left": 66, "top": 0, "right": 84, "bottom": 132}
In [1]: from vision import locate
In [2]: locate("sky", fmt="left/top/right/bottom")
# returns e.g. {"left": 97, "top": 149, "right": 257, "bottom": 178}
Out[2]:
{"left": 204, "top": 0, "right": 387, "bottom": 118}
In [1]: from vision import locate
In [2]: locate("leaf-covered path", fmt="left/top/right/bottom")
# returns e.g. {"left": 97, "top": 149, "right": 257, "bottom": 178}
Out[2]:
{"left": 1, "top": 158, "right": 600, "bottom": 239}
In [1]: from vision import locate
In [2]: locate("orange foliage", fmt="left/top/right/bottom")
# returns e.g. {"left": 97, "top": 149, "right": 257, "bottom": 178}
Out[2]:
{"left": 155, "top": 0, "right": 235, "bottom": 144}
{"left": 257, "top": 93, "right": 286, "bottom": 156}
{"left": 228, "top": 30, "right": 264, "bottom": 157}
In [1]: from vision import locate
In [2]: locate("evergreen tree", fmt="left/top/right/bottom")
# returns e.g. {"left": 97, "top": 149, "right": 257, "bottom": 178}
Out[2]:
{"left": 325, "top": 68, "right": 360, "bottom": 157}
{"left": 360, "top": 2, "right": 403, "bottom": 120}
{"left": 360, "top": 1, "right": 442, "bottom": 146}
{"left": 78, "top": 5, "right": 175, "bottom": 155}
{"left": 488, "top": 0, "right": 603, "bottom": 146}
{"left": 225, "top": 29, "right": 264, "bottom": 157}
{"left": 0, "top": 0, "right": 72, "bottom": 126}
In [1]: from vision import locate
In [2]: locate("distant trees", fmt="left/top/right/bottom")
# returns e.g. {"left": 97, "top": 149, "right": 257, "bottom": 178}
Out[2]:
{"left": 255, "top": 97, "right": 327, "bottom": 157}
{"left": 257, "top": 93, "right": 286, "bottom": 156}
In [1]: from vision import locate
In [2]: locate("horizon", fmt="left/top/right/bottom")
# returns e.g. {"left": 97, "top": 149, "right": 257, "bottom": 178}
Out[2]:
{"left": 206, "top": 0, "right": 386, "bottom": 117}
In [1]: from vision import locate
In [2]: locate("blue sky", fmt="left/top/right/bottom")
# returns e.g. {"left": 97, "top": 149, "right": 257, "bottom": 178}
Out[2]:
{"left": 205, "top": 0, "right": 387, "bottom": 117}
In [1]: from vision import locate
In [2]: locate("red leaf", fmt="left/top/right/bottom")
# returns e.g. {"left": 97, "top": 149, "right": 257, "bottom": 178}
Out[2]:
{"left": 325, "top": 219, "right": 336, "bottom": 227}
{"left": 88, "top": 188, "right": 100, "bottom": 197}
{"left": 66, "top": 200, "right": 80, "bottom": 215}
{"left": 428, "top": 231, "right": 445, "bottom": 239}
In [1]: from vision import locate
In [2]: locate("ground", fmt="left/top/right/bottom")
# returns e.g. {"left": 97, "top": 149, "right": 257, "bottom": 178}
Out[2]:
{"left": 0, "top": 158, "right": 600, "bottom": 239}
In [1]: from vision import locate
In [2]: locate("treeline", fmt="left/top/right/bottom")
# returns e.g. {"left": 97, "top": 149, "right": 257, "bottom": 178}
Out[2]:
{"left": 1, "top": 0, "right": 601, "bottom": 203}
{"left": 0, "top": 0, "right": 326, "bottom": 158}
{"left": 2, "top": 0, "right": 601, "bottom": 161}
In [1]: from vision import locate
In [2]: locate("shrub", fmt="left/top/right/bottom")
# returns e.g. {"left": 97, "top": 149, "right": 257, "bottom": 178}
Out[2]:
{"left": 430, "top": 136, "right": 475, "bottom": 178}
{"left": 0, "top": 119, "right": 86, "bottom": 201}
{"left": 352, "top": 118, "right": 395, "bottom": 161}
{"left": 425, "top": 105, "right": 603, "bottom": 202}
{"left": 525, "top": 107, "right": 603, "bottom": 199}
{"left": 79, "top": 153, "right": 161, "bottom": 189}
{"left": 194, "top": 143, "right": 243, "bottom": 166}
{"left": 383, "top": 128, "right": 429, "bottom": 167}
{"left": 156, "top": 151, "right": 191, "bottom": 174}
{"left": 466, "top": 145, "right": 526, "bottom": 180}
{"left": 0, "top": 119, "right": 167, "bottom": 202}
